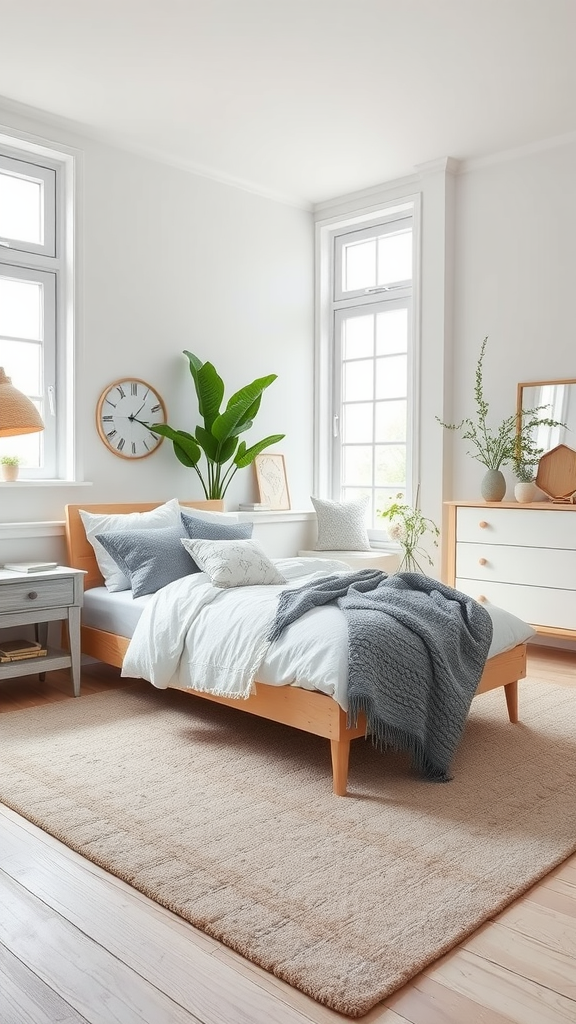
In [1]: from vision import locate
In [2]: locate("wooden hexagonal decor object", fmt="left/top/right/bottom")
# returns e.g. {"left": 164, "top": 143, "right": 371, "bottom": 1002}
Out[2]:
{"left": 536, "top": 444, "right": 576, "bottom": 501}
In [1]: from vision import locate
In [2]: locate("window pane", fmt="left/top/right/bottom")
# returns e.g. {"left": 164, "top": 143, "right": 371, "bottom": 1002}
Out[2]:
{"left": 375, "top": 354, "right": 407, "bottom": 399}
{"left": 343, "top": 314, "right": 374, "bottom": 359}
{"left": 376, "top": 309, "right": 408, "bottom": 355}
{"left": 343, "top": 238, "right": 376, "bottom": 291}
{"left": 375, "top": 488, "right": 402, "bottom": 524}
{"left": 0, "top": 339, "right": 41, "bottom": 394}
{"left": 377, "top": 230, "right": 412, "bottom": 284}
{"left": 375, "top": 445, "right": 406, "bottom": 487}
{"left": 343, "top": 403, "right": 373, "bottom": 443}
{"left": 0, "top": 399, "right": 42, "bottom": 468}
{"left": 375, "top": 400, "right": 407, "bottom": 443}
{"left": 343, "top": 359, "right": 373, "bottom": 402}
{"left": 0, "top": 278, "right": 42, "bottom": 340}
{"left": 343, "top": 445, "right": 373, "bottom": 487}
{"left": 0, "top": 172, "right": 43, "bottom": 244}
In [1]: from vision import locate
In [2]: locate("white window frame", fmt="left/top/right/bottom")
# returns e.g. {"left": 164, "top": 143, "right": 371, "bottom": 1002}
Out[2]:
{"left": 314, "top": 196, "right": 421, "bottom": 540}
{"left": 0, "top": 132, "right": 77, "bottom": 481}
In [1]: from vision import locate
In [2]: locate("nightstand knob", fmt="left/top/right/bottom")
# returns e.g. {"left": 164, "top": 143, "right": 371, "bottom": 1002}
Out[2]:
{"left": 478, "top": 594, "right": 487, "bottom": 603}
{"left": 478, "top": 520, "right": 488, "bottom": 529}
{"left": 27, "top": 591, "right": 38, "bottom": 600}
{"left": 478, "top": 557, "right": 487, "bottom": 566}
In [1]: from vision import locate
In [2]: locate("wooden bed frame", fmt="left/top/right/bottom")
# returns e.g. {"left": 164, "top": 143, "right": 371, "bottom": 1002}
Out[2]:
{"left": 65, "top": 501, "right": 527, "bottom": 796}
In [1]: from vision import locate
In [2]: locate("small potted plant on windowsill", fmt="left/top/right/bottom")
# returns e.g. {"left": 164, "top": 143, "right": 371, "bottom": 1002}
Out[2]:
{"left": 0, "top": 455, "right": 22, "bottom": 482}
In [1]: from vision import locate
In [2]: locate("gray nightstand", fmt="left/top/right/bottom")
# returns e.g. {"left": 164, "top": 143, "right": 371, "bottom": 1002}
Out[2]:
{"left": 0, "top": 566, "right": 86, "bottom": 696}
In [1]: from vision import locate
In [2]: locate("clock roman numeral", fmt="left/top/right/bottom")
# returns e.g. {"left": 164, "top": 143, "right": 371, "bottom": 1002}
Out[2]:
{"left": 150, "top": 403, "right": 161, "bottom": 413}
{"left": 105, "top": 399, "right": 117, "bottom": 408}
{"left": 103, "top": 415, "right": 113, "bottom": 422}
{"left": 117, "top": 438, "right": 125, "bottom": 451}
{"left": 117, "top": 385, "right": 126, "bottom": 398}
{"left": 131, "top": 442, "right": 136, "bottom": 454}
{"left": 131, "top": 382, "right": 138, "bottom": 396}
{"left": 106, "top": 429, "right": 117, "bottom": 440}
{"left": 143, "top": 439, "right": 149, "bottom": 451}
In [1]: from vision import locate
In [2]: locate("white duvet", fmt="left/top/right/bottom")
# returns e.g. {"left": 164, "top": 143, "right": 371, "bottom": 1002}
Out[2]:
{"left": 121, "top": 557, "right": 535, "bottom": 712}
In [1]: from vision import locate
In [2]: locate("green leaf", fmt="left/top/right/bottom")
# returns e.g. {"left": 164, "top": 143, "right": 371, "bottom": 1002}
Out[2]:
{"left": 195, "top": 425, "right": 219, "bottom": 461}
{"left": 234, "top": 434, "right": 285, "bottom": 468}
{"left": 212, "top": 375, "right": 278, "bottom": 442}
{"left": 146, "top": 422, "right": 201, "bottom": 467}
{"left": 196, "top": 361, "right": 225, "bottom": 429}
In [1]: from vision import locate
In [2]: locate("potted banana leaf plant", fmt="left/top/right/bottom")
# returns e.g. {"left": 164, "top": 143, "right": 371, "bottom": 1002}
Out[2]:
{"left": 142, "top": 350, "right": 285, "bottom": 501}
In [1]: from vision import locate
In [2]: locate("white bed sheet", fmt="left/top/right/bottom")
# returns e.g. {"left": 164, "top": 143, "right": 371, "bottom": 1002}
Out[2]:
{"left": 84, "top": 559, "right": 535, "bottom": 711}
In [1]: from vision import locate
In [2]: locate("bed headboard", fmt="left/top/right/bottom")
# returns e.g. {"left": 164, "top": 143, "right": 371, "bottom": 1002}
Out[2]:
{"left": 64, "top": 500, "right": 224, "bottom": 590}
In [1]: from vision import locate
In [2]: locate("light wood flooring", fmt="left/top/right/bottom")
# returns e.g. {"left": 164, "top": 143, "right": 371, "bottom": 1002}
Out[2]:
{"left": 0, "top": 647, "right": 575, "bottom": 1024}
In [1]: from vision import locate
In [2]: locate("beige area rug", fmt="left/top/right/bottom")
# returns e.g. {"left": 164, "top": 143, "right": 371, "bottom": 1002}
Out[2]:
{"left": 1, "top": 681, "right": 576, "bottom": 1017}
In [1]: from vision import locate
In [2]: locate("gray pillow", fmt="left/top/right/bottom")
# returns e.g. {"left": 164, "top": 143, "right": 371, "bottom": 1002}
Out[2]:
{"left": 180, "top": 510, "right": 253, "bottom": 542}
{"left": 310, "top": 495, "right": 371, "bottom": 551}
{"left": 95, "top": 525, "right": 196, "bottom": 598}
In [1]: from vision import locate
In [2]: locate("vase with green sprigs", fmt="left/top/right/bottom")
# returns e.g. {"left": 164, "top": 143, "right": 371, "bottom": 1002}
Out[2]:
{"left": 437, "top": 337, "right": 566, "bottom": 502}
{"left": 0, "top": 455, "right": 22, "bottom": 482}
{"left": 378, "top": 493, "right": 440, "bottom": 574}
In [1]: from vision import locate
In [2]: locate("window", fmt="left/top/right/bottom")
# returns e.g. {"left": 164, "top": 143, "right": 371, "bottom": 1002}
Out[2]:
{"left": 316, "top": 202, "right": 418, "bottom": 532}
{"left": 0, "top": 142, "right": 72, "bottom": 479}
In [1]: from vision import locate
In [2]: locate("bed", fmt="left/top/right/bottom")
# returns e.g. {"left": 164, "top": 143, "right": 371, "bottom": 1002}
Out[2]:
{"left": 65, "top": 500, "right": 530, "bottom": 795}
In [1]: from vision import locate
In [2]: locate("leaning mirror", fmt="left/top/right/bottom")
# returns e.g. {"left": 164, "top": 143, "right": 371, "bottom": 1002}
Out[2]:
{"left": 517, "top": 378, "right": 576, "bottom": 501}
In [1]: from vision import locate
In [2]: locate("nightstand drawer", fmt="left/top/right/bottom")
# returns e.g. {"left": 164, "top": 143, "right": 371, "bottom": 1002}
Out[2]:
{"left": 0, "top": 577, "right": 75, "bottom": 614}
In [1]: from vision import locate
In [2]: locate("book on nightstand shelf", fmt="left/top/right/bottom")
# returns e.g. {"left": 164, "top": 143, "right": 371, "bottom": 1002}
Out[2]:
{"left": 0, "top": 639, "right": 48, "bottom": 662}
{"left": 3, "top": 561, "right": 58, "bottom": 573}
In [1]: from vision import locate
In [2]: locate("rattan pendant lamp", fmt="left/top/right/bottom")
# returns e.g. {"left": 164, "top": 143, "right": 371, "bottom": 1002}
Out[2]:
{"left": 0, "top": 367, "right": 44, "bottom": 436}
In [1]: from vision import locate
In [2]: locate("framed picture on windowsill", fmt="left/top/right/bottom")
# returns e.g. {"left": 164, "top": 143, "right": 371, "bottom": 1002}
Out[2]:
{"left": 254, "top": 453, "right": 291, "bottom": 510}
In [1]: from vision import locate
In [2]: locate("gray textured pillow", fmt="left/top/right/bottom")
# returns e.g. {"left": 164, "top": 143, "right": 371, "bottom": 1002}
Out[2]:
{"left": 181, "top": 510, "right": 253, "bottom": 542}
{"left": 95, "top": 525, "right": 196, "bottom": 598}
{"left": 79, "top": 498, "right": 181, "bottom": 592}
{"left": 310, "top": 495, "right": 371, "bottom": 551}
{"left": 181, "top": 538, "right": 286, "bottom": 588}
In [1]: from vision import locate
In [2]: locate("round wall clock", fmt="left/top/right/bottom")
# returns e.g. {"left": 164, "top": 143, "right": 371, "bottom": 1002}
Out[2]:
{"left": 96, "top": 378, "right": 167, "bottom": 459}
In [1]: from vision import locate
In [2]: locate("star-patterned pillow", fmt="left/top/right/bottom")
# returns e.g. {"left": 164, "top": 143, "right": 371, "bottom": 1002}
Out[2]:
{"left": 181, "top": 538, "right": 286, "bottom": 588}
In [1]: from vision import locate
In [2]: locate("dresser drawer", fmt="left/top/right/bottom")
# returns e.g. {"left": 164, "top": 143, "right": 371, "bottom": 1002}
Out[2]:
{"left": 455, "top": 578, "right": 576, "bottom": 631}
{"left": 0, "top": 577, "right": 75, "bottom": 614}
{"left": 456, "top": 506, "right": 576, "bottom": 549}
{"left": 456, "top": 542, "right": 576, "bottom": 591}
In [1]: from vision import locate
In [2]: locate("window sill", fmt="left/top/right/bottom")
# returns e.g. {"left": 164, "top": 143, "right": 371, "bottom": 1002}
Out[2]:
{"left": 0, "top": 480, "right": 94, "bottom": 487}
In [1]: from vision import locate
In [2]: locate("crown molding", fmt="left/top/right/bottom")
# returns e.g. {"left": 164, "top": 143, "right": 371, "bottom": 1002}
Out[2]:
{"left": 459, "top": 130, "right": 576, "bottom": 174}
{"left": 0, "top": 94, "right": 312, "bottom": 211}
{"left": 415, "top": 156, "right": 461, "bottom": 177}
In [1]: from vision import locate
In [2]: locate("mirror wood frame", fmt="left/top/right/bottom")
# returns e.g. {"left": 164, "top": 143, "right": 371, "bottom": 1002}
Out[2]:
{"left": 516, "top": 378, "right": 576, "bottom": 433}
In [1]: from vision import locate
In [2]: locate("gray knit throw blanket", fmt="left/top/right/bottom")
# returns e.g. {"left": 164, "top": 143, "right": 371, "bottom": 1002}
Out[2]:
{"left": 267, "top": 569, "right": 493, "bottom": 782}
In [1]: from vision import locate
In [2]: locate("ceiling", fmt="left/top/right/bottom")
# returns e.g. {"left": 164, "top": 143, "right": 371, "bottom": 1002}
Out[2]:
{"left": 1, "top": 0, "right": 575, "bottom": 207}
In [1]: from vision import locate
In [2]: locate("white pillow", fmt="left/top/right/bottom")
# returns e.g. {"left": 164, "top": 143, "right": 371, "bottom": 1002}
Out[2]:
{"left": 80, "top": 499, "right": 181, "bottom": 592}
{"left": 181, "top": 538, "right": 286, "bottom": 588}
{"left": 310, "top": 495, "right": 371, "bottom": 551}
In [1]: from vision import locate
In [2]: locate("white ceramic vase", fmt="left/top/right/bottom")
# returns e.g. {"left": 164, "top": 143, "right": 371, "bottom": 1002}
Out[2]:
{"left": 1, "top": 464, "right": 19, "bottom": 482}
{"left": 514, "top": 481, "right": 538, "bottom": 503}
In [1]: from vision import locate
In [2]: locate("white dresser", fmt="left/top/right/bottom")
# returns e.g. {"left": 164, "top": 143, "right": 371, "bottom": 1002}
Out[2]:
{"left": 444, "top": 502, "right": 576, "bottom": 641}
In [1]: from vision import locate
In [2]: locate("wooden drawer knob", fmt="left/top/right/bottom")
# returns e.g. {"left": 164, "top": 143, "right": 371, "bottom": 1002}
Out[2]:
{"left": 478, "top": 558, "right": 487, "bottom": 566}
{"left": 478, "top": 520, "right": 488, "bottom": 529}
{"left": 477, "top": 594, "right": 487, "bottom": 603}
{"left": 27, "top": 591, "right": 38, "bottom": 600}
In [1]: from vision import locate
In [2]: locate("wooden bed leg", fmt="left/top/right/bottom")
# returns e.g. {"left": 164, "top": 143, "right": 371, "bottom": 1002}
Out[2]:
{"left": 330, "top": 738, "right": 351, "bottom": 796}
{"left": 504, "top": 680, "right": 519, "bottom": 723}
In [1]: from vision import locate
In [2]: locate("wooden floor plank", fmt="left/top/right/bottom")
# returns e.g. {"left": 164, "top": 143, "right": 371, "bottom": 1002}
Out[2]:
{"left": 385, "top": 973, "right": 517, "bottom": 1024}
{"left": 424, "top": 947, "right": 576, "bottom": 1024}
{"left": 463, "top": 920, "right": 576, "bottom": 999}
{"left": 0, "top": 942, "right": 90, "bottom": 1024}
{"left": 0, "top": 870, "right": 203, "bottom": 1024}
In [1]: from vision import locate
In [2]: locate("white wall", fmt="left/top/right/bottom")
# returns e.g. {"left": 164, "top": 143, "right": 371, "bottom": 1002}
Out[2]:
{"left": 450, "top": 139, "right": 576, "bottom": 501}
{"left": 0, "top": 106, "right": 316, "bottom": 562}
